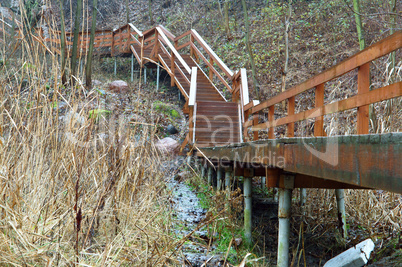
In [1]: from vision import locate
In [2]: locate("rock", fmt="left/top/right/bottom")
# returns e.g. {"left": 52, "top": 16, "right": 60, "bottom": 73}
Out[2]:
{"left": 324, "top": 239, "right": 375, "bottom": 267}
{"left": 155, "top": 137, "right": 180, "bottom": 155}
{"left": 92, "top": 80, "right": 103, "bottom": 86}
{"left": 167, "top": 124, "right": 178, "bottom": 134}
{"left": 108, "top": 80, "right": 129, "bottom": 94}
{"left": 235, "top": 237, "right": 243, "bottom": 246}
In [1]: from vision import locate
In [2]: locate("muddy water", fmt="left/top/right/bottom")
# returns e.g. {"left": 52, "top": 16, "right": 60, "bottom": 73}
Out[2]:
{"left": 165, "top": 157, "right": 224, "bottom": 266}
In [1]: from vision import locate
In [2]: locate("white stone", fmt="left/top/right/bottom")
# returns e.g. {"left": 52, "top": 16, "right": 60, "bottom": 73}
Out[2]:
{"left": 155, "top": 137, "right": 180, "bottom": 156}
{"left": 324, "top": 239, "right": 375, "bottom": 267}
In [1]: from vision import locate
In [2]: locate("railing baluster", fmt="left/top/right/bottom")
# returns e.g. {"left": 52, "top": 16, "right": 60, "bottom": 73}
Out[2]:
{"left": 287, "top": 97, "right": 295, "bottom": 137}
{"left": 357, "top": 63, "right": 370, "bottom": 134}
{"left": 209, "top": 57, "right": 213, "bottom": 80}
{"left": 314, "top": 84, "right": 325, "bottom": 136}
{"left": 268, "top": 106, "right": 275, "bottom": 139}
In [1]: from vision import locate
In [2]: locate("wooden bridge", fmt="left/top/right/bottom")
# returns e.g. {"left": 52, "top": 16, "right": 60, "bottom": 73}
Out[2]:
{"left": 2, "top": 19, "right": 401, "bottom": 266}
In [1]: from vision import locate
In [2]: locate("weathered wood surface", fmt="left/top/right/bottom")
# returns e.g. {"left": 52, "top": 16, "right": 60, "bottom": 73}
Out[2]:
{"left": 198, "top": 133, "right": 402, "bottom": 193}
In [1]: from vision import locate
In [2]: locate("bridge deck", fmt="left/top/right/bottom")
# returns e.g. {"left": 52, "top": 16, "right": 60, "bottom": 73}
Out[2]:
{"left": 198, "top": 133, "right": 402, "bottom": 193}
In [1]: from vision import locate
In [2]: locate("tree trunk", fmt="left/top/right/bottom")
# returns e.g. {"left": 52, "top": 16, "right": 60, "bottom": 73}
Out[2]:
{"left": 241, "top": 0, "right": 259, "bottom": 100}
{"left": 352, "top": 0, "right": 365, "bottom": 50}
{"left": 85, "top": 0, "right": 98, "bottom": 88}
{"left": 389, "top": 0, "right": 396, "bottom": 72}
{"left": 148, "top": 0, "right": 153, "bottom": 25}
{"left": 224, "top": 0, "right": 230, "bottom": 39}
{"left": 71, "top": 0, "right": 83, "bottom": 83}
{"left": 352, "top": 0, "right": 378, "bottom": 132}
{"left": 126, "top": 0, "right": 130, "bottom": 24}
{"left": 59, "top": 0, "right": 67, "bottom": 85}
{"left": 281, "top": 0, "right": 292, "bottom": 109}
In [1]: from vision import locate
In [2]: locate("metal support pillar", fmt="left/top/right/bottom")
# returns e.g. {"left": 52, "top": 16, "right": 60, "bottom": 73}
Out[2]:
{"left": 114, "top": 57, "right": 117, "bottom": 76}
{"left": 277, "top": 188, "right": 292, "bottom": 267}
{"left": 300, "top": 188, "right": 307, "bottom": 215}
{"left": 244, "top": 176, "right": 252, "bottom": 244}
{"left": 156, "top": 64, "right": 160, "bottom": 91}
{"left": 207, "top": 166, "right": 213, "bottom": 186}
{"left": 201, "top": 165, "right": 205, "bottom": 178}
{"left": 131, "top": 54, "right": 134, "bottom": 82}
{"left": 186, "top": 156, "right": 191, "bottom": 166}
{"left": 217, "top": 167, "right": 223, "bottom": 191}
{"left": 261, "top": 176, "right": 266, "bottom": 189}
{"left": 335, "top": 189, "right": 347, "bottom": 239}
{"left": 225, "top": 168, "right": 232, "bottom": 212}
{"left": 144, "top": 67, "right": 147, "bottom": 84}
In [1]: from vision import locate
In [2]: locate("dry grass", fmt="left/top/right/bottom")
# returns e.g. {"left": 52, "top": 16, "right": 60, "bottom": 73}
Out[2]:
{"left": 0, "top": 13, "right": 182, "bottom": 267}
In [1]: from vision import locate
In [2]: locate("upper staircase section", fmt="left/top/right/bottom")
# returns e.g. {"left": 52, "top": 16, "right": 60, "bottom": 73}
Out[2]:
{"left": 30, "top": 23, "right": 253, "bottom": 148}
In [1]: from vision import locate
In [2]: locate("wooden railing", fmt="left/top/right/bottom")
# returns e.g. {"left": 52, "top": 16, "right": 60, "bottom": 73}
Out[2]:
{"left": 243, "top": 31, "right": 402, "bottom": 140}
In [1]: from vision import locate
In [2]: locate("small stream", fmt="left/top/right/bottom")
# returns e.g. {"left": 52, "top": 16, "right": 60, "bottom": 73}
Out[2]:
{"left": 164, "top": 157, "right": 224, "bottom": 266}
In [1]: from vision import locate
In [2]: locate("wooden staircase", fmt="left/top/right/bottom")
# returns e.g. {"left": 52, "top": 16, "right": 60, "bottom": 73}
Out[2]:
{"left": 31, "top": 23, "right": 251, "bottom": 148}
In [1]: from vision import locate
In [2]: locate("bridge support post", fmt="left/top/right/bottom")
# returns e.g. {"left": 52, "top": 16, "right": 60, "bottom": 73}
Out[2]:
{"left": 300, "top": 188, "right": 307, "bottom": 215}
{"left": 131, "top": 54, "right": 134, "bottom": 82}
{"left": 335, "top": 189, "right": 347, "bottom": 239}
{"left": 244, "top": 175, "right": 253, "bottom": 245}
{"left": 217, "top": 167, "right": 223, "bottom": 191}
{"left": 277, "top": 188, "right": 292, "bottom": 267}
{"left": 207, "top": 166, "right": 213, "bottom": 186}
{"left": 144, "top": 67, "right": 147, "bottom": 84}
{"left": 201, "top": 160, "right": 206, "bottom": 178}
{"left": 114, "top": 57, "right": 117, "bottom": 76}
{"left": 261, "top": 176, "right": 266, "bottom": 189}
{"left": 156, "top": 64, "right": 160, "bottom": 91}
{"left": 225, "top": 168, "right": 233, "bottom": 212}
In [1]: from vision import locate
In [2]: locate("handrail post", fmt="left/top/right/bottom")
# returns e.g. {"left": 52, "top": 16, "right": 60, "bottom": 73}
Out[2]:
{"left": 189, "top": 67, "right": 198, "bottom": 143}
{"left": 268, "top": 106, "right": 275, "bottom": 139}
{"left": 190, "top": 33, "right": 195, "bottom": 58}
{"left": 154, "top": 30, "right": 159, "bottom": 59}
{"left": 209, "top": 57, "right": 213, "bottom": 81}
{"left": 357, "top": 63, "right": 370, "bottom": 134}
{"left": 287, "top": 96, "right": 295, "bottom": 137}
{"left": 140, "top": 36, "right": 144, "bottom": 67}
{"left": 314, "top": 84, "right": 325, "bottom": 136}
{"left": 171, "top": 40, "right": 177, "bottom": 87}
{"left": 111, "top": 31, "right": 115, "bottom": 57}
{"left": 126, "top": 25, "right": 131, "bottom": 52}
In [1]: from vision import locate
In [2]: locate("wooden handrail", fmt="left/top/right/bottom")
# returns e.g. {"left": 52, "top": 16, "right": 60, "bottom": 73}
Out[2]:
{"left": 156, "top": 27, "right": 191, "bottom": 74}
{"left": 157, "top": 25, "right": 175, "bottom": 40}
{"left": 191, "top": 43, "right": 231, "bottom": 92}
{"left": 190, "top": 29, "right": 234, "bottom": 78}
{"left": 243, "top": 30, "right": 402, "bottom": 140}
{"left": 128, "top": 23, "right": 143, "bottom": 37}
{"left": 250, "top": 82, "right": 401, "bottom": 131}
{"left": 174, "top": 30, "right": 191, "bottom": 42}
{"left": 252, "top": 31, "right": 402, "bottom": 114}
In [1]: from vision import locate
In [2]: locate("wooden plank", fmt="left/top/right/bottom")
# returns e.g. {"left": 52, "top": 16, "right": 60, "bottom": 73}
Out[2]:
{"left": 252, "top": 31, "right": 402, "bottom": 114}
{"left": 357, "top": 63, "right": 370, "bottom": 134}
{"left": 191, "top": 29, "right": 234, "bottom": 78}
{"left": 158, "top": 54, "right": 172, "bottom": 75}
{"left": 314, "top": 84, "right": 325, "bottom": 136}
{"left": 252, "top": 82, "right": 402, "bottom": 131}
